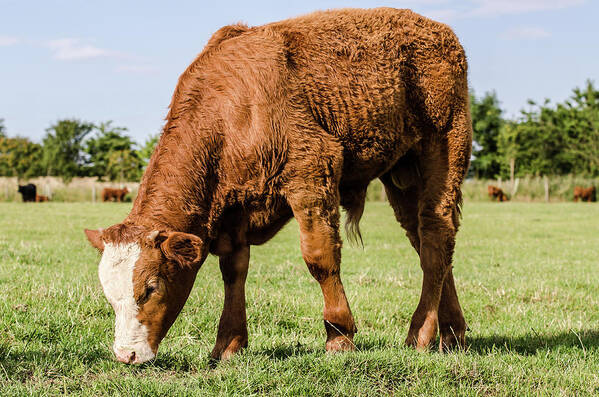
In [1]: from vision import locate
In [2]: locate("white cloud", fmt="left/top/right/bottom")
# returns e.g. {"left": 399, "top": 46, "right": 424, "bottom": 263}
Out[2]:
{"left": 502, "top": 26, "right": 551, "bottom": 39}
{"left": 0, "top": 36, "right": 19, "bottom": 46}
{"left": 47, "top": 38, "right": 115, "bottom": 61}
{"left": 427, "top": 0, "right": 586, "bottom": 21}
{"left": 468, "top": 0, "right": 586, "bottom": 17}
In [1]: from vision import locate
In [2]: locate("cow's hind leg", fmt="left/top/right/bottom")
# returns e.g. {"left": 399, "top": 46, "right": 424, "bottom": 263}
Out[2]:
{"left": 211, "top": 246, "right": 250, "bottom": 360}
{"left": 404, "top": 167, "right": 457, "bottom": 350}
{"left": 405, "top": 110, "right": 470, "bottom": 351}
{"left": 382, "top": 169, "right": 466, "bottom": 351}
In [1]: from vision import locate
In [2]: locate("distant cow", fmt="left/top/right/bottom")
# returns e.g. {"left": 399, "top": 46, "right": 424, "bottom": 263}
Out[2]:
{"left": 573, "top": 186, "right": 596, "bottom": 202}
{"left": 85, "top": 8, "right": 472, "bottom": 364}
{"left": 35, "top": 195, "right": 49, "bottom": 202}
{"left": 102, "top": 187, "right": 129, "bottom": 202}
{"left": 488, "top": 185, "right": 509, "bottom": 202}
{"left": 17, "top": 184, "right": 36, "bottom": 202}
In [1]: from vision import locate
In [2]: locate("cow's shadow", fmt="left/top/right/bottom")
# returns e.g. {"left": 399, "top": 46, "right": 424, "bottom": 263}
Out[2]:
{"left": 259, "top": 343, "right": 317, "bottom": 360}
{"left": 255, "top": 329, "right": 599, "bottom": 361}
{"left": 0, "top": 344, "right": 111, "bottom": 382}
{"left": 0, "top": 343, "right": 203, "bottom": 375}
{"left": 4, "top": 329, "right": 598, "bottom": 377}
{"left": 465, "top": 329, "right": 599, "bottom": 356}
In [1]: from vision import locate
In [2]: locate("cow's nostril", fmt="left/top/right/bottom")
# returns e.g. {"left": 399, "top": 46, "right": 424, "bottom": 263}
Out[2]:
{"left": 114, "top": 348, "right": 137, "bottom": 364}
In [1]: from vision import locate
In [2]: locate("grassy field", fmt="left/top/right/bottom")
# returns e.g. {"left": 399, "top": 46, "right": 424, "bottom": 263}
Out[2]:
{"left": 1, "top": 201, "right": 599, "bottom": 396}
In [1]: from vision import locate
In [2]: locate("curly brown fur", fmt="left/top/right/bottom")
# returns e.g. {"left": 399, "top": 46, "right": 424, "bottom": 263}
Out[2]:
{"left": 87, "top": 8, "right": 473, "bottom": 361}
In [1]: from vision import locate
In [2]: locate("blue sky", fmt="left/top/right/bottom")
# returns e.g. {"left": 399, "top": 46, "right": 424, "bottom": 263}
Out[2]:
{"left": 1, "top": 0, "right": 597, "bottom": 143}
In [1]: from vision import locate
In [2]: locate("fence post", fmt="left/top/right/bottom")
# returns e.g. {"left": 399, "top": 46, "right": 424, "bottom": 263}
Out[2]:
{"left": 543, "top": 176, "right": 550, "bottom": 202}
{"left": 512, "top": 178, "right": 520, "bottom": 198}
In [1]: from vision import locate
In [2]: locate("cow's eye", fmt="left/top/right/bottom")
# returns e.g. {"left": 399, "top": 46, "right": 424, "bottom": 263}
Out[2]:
{"left": 140, "top": 284, "right": 156, "bottom": 302}
{"left": 145, "top": 285, "right": 156, "bottom": 298}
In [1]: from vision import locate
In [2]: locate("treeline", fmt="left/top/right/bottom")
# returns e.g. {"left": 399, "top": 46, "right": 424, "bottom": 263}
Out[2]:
{"left": 471, "top": 80, "right": 599, "bottom": 180}
{"left": 2, "top": 79, "right": 598, "bottom": 182}
{"left": 0, "top": 119, "right": 158, "bottom": 182}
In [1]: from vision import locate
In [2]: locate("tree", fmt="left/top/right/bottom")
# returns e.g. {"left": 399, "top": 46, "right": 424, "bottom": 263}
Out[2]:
{"left": 138, "top": 133, "right": 159, "bottom": 168}
{"left": 0, "top": 119, "right": 6, "bottom": 138}
{"left": 42, "top": 119, "right": 95, "bottom": 181}
{"left": 469, "top": 91, "right": 504, "bottom": 179}
{"left": 85, "top": 121, "right": 143, "bottom": 181}
{"left": 506, "top": 100, "right": 572, "bottom": 177}
{"left": 497, "top": 121, "right": 519, "bottom": 182}
{"left": 0, "top": 135, "right": 43, "bottom": 178}
{"left": 500, "top": 81, "right": 599, "bottom": 178}
{"left": 106, "top": 147, "right": 144, "bottom": 182}
{"left": 563, "top": 80, "right": 599, "bottom": 176}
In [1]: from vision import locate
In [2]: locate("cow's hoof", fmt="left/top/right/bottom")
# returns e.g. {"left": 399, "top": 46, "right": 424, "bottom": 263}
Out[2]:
{"left": 326, "top": 336, "right": 356, "bottom": 352}
{"left": 405, "top": 312, "right": 438, "bottom": 351}
{"left": 404, "top": 333, "right": 433, "bottom": 352}
{"left": 439, "top": 327, "right": 466, "bottom": 352}
{"left": 210, "top": 335, "right": 247, "bottom": 361}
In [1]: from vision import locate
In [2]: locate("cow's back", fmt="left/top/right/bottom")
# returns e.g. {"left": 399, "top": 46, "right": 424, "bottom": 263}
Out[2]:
{"left": 212, "top": 8, "right": 469, "bottom": 182}
{"left": 142, "top": 8, "right": 470, "bottom": 230}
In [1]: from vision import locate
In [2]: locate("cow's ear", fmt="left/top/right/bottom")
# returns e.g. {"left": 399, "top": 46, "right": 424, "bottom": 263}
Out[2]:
{"left": 160, "top": 232, "right": 204, "bottom": 268}
{"left": 84, "top": 228, "right": 105, "bottom": 252}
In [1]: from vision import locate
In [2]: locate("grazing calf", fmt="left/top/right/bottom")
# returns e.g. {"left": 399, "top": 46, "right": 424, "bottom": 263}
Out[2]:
{"left": 17, "top": 184, "right": 36, "bottom": 202}
{"left": 35, "top": 195, "right": 49, "bottom": 202}
{"left": 85, "top": 8, "right": 472, "bottom": 364}
{"left": 102, "top": 187, "right": 129, "bottom": 202}
{"left": 488, "top": 185, "right": 509, "bottom": 202}
{"left": 573, "top": 186, "right": 596, "bottom": 202}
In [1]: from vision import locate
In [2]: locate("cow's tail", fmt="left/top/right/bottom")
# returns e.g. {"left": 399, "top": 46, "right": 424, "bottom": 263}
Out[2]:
{"left": 341, "top": 187, "right": 367, "bottom": 247}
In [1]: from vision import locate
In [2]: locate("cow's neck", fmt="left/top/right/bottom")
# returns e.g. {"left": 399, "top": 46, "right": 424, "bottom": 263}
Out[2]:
{"left": 126, "top": 120, "right": 222, "bottom": 239}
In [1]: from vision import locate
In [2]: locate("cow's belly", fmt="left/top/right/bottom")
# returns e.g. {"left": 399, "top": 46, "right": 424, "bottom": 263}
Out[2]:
{"left": 339, "top": 126, "right": 420, "bottom": 185}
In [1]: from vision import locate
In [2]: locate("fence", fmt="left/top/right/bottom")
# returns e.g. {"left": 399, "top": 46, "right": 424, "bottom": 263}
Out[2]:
{"left": 3, "top": 175, "right": 597, "bottom": 203}
{"left": 366, "top": 175, "right": 598, "bottom": 203}
{"left": 461, "top": 175, "right": 599, "bottom": 202}
{"left": 1, "top": 177, "right": 139, "bottom": 202}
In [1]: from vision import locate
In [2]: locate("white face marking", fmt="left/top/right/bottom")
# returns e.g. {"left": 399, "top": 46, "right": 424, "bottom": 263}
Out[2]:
{"left": 98, "top": 242, "right": 155, "bottom": 363}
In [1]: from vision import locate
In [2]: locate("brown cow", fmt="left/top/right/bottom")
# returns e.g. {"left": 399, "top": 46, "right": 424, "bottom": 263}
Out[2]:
{"left": 573, "top": 186, "right": 596, "bottom": 202}
{"left": 102, "top": 187, "right": 129, "bottom": 202}
{"left": 84, "top": 8, "right": 472, "bottom": 364}
{"left": 35, "top": 195, "right": 49, "bottom": 202}
{"left": 487, "top": 185, "right": 509, "bottom": 202}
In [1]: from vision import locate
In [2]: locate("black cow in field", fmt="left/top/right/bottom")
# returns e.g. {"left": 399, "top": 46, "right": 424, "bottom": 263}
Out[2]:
{"left": 17, "top": 184, "right": 36, "bottom": 202}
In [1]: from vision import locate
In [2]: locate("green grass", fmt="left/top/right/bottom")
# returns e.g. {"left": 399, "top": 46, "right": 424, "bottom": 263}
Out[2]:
{"left": 1, "top": 201, "right": 599, "bottom": 396}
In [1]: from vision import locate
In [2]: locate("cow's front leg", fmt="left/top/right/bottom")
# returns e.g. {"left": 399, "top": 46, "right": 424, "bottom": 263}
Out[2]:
{"left": 292, "top": 203, "right": 356, "bottom": 352}
{"left": 211, "top": 245, "right": 249, "bottom": 360}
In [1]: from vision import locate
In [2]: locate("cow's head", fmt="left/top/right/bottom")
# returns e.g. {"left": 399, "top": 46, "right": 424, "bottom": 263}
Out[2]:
{"left": 84, "top": 224, "right": 207, "bottom": 364}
